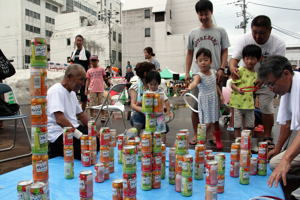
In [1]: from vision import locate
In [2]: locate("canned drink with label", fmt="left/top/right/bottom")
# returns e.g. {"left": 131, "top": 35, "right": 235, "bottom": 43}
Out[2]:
{"left": 123, "top": 173, "right": 137, "bottom": 198}
{"left": 63, "top": 127, "right": 74, "bottom": 145}
{"left": 215, "top": 153, "right": 226, "bottom": 175}
{"left": 175, "top": 173, "right": 182, "bottom": 192}
{"left": 153, "top": 152, "right": 162, "bottom": 171}
{"left": 112, "top": 179, "right": 123, "bottom": 200}
{"left": 32, "top": 154, "right": 48, "bottom": 182}
{"left": 181, "top": 176, "right": 192, "bottom": 197}
{"left": 100, "top": 146, "right": 110, "bottom": 163}
{"left": 258, "top": 142, "right": 268, "bottom": 159}
{"left": 79, "top": 170, "right": 93, "bottom": 198}
{"left": 240, "top": 149, "right": 251, "bottom": 167}
{"left": 206, "top": 161, "right": 218, "bottom": 186}
{"left": 29, "top": 182, "right": 47, "bottom": 200}
{"left": 194, "top": 162, "right": 204, "bottom": 180}
{"left": 153, "top": 132, "right": 162, "bottom": 153}
{"left": 241, "top": 130, "right": 251, "bottom": 150}
{"left": 109, "top": 158, "right": 114, "bottom": 173}
{"left": 145, "top": 114, "right": 157, "bottom": 132}
{"left": 123, "top": 145, "right": 136, "bottom": 174}
{"left": 110, "top": 129, "right": 117, "bottom": 147}
{"left": 30, "top": 68, "right": 47, "bottom": 97}
{"left": 175, "top": 133, "right": 187, "bottom": 155}
{"left": 125, "top": 128, "right": 138, "bottom": 141}
{"left": 258, "top": 159, "right": 267, "bottom": 176}
{"left": 31, "top": 98, "right": 47, "bottom": 125}
{"left": 175, "top": 154, "right": 184, "bottom": 174}
{"left": 89, "top": 136, "right": 97, "bottom": 151}
{"left": 217, "top": 174, "right": 225, "bottom": 193}
{"left": 230, "top": 161, "right": 240, "bottom": 177}
{"left": 90, "top": 150, "right": 97, "bottom": 166}
{"left": 80, "top": 135, "right": 89, "bottom": 151}
{"left": 152, "top": 170, "right": 161, "bottom": 189}
{"left": 178, "top": 129, "right": 189, "bottom": 149}
{"left": 169, "top": 147, "right": 176, "bottom": 167}
{"left": 141, "top": 154, "right": 152, "bottom": 172}
{"left": 206, "top": 153, "right": 215, "bottom": 167}
{"left": 141, "top": 171, "right": 152, "bottom": 191}
{"left": 205, "top": 185, "right": 217, "bottom": 200}
{"left": 94, "top": 163, "right": 105, "bottom": 183}
{"left": 88, "top": 120, "right": 97, "bottom": 136}
{"left": 31, "top": 125, "right": 48, "bottom": 154}
{"left": 31, "top": 38, "right": 47, "bottom": 66}
{"left": 141, "top": 131, "right": 152, "bottom": 154}
{"left": 64, "top": 161, "right": 74, "bottom": 179}
{"left": 239, "top": 167, "right": 250, "bottom": 185}
{"left": 17, "top": 180, "right": 32, "bottom": 200}
{"left": 169, "top": 166, "right": 175, "bottom": 185}
{"left": 230, "top": 142, "right": 240, "bottom": 162}
{"left": 182, "top": 154, "right": 193, "bottom": 177}
{"left": 117, "top": 134, "right": 124, "bottom": 150}
{"left": 195, "top": 144, "right": 205, "bottom": 163}
{"left": 153, "top": 93, "right": 164, "bottom": 114}
{"left": 100, "top": 127, "right": 111, "bottom": 146}
{"left": 64, "top": 145, "right": 74, "bottom": 162}
{"left": 197, "top": 123, "right": 206, "bottom": 144}
{"left": 142, "top": 91, "right": 154, "bottom": 113}
{"left": 81, "top": 150, "right": 91, "bottom": 167}
{"left": 250, "top": 157, "right": 258, "bottom": 175}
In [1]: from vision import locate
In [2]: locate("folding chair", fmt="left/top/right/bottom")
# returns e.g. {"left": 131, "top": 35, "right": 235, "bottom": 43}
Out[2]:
{"left": 0, "top": 83, "right": 31, "bottom": 163}
{"left": 91, "top": 83, "right": 127, "bottom": 131}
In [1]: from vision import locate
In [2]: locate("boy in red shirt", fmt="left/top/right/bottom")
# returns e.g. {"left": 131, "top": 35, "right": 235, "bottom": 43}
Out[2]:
{"left": 85, "top": 55, "right": 106, "bottom": 118}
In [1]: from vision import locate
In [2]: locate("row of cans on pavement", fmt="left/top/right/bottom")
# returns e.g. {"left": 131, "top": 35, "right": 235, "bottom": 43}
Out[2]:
{"left": 17, "top": 180, "right": 50, "bottom": 200}
{"left": 122, "top": 145, "right": 137, "bottom": 199}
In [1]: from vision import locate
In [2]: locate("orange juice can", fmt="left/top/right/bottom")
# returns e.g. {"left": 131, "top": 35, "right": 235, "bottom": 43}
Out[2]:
{"left": 30, "top": 68, "right": 47, "bottom": 97}
{"left": 31, "top": 98, "right": 47, "bottom": 125}
{"left": 32, "top": 154, "right": 48, "bottom": 182}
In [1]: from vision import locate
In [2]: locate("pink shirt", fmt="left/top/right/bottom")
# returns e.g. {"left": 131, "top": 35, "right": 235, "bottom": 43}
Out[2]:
{"left": 86, "top": 67, "right": 105, "bottom": 92}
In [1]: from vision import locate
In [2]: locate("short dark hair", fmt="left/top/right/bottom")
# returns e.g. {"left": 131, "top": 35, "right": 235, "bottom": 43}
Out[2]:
{"left": 195, "top": 0, "right": 213, "bottom": 13}
{"left": 135, "top": 62, "right": 155, "bottom": 80}
{"left": 242, "top": 44, "right": 262, "bottom": 59}
{"left": 145, "top": 71, "right": 161, "bottom": 85}
{"left": 196, "top": 48, "right": 212, "bottom": 60}
{"left": 258, "top": 55, "right": 293, "bottom": 80}
{"left": 251, "top": 15, "right": 272, "bottom": 30}
{"left": 75, "top": 34, "right": 84, "bottom": 40}
{"left": 144, "top": 47, "right": 155, "bottom": 57}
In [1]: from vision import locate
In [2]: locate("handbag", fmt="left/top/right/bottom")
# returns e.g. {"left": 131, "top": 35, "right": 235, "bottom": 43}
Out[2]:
{"left": 0, "top": 98, "right": 19, "bottom": 116}
{"left": 0, "top": 49, "right": 16, "bottom": 80}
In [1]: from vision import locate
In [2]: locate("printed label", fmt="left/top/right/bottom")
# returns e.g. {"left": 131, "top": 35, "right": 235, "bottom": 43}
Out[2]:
{"left": 31, "top": 105, "right": 42, "bottom": 115}
{"left": 33, "top": 76, "right": 41, "bottom": 89}
{"left": 66, "top": 149, "right": 73, "bottom": 157}
{"left": 129, "top": 179, "right": 136, "bottom": 188}
{"left": 142, "top": 139, "right": 150, "bottom": 147}
{"left": 142, "top": 158, "right": 151, "bottom": 166}
{"left": 39, "top": 134, "right": 47, "bottom": 144}
{"left": 80, "top": 180, "right": 85, "bottom": 190}
{"left": 35, "top": 45, "right": 47, "bottom": 57}
{"left": 142, "top": 176, "right": 151, "bottom": 185}
{"left": 36, "top": 161, "right": 47, "bottom": 172}
{"left": 177, "top": 141, "right": 185, "bottom": 148}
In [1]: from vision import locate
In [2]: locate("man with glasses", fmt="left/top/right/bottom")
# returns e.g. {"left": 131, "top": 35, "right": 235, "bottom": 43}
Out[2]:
{"left": 258, "top": 56, "right": 300, "bottom": 195}
{"left": 229, "top": 15, "right": 286, "bottom": 143}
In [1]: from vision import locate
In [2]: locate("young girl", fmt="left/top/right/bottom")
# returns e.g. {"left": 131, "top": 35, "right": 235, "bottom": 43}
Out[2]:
{"left": 145, "top": 71, "right": 172, "bottom": 143}
{"left": 183, "top": 48, "right": 224, "bottom": 149}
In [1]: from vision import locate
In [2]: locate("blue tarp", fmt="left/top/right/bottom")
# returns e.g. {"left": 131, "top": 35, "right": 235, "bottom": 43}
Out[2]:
{"left": 0, "top": 149, "right": 284, "bottom": 200}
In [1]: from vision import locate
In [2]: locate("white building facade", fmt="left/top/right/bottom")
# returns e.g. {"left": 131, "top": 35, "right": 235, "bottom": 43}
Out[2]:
{"left": 286, "top": 46, "right": 300, "bottom": 68}
{"left": 122, "top": 0, "right": 199, "bottom": 73}
{"left": 0, "top": 0, "right": 99, "bottom": 69}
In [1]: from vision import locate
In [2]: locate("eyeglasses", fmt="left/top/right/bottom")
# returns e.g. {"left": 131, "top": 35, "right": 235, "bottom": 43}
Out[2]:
{"left": 266, "top": 74, "right": 282, "bottom": 88}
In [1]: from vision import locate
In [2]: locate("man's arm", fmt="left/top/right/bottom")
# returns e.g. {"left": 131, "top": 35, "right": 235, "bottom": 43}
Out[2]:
{"left": 185, "top": 49, "right": 193, "bottom": 80}
{"left": 77, "top": 112, "right": 89, "bottom": 127}
{"left": 54, "top": 112, "right": 74, "bottom": 128}
{"left": 229, "top": 58, "right": 240, "bottom": 79}
{"left": 85, "top": 78, "right": 90, "bottom": 95}
{"left": 220, "top": 48, "right": 228, "bottom": 69}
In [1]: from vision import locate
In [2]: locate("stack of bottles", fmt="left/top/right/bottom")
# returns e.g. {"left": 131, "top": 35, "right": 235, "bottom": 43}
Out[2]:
{"left": 99, "top": 127, "right": 112, "bottom": 180}
{"left": 230, "top": 142, "right": 240, "bottom": 178}
{"left": 181, "top": 154, "right": 193, "bottom": 197}
{"left": 239, "top": 130, "right": 251, "bottom": 185}
{"left": 63, "top": 127, "right": 74, "bottom": 179}
{"left": 205, "top": 160, "right": 218, "bottom": 200}
{"left": 257, "top": 141, "right": 268, "bottom": 176}
{"left": 194, "top": 124, "right": 206, "bottom": 181}
{"left": 215, "top": 153, "right": 226, "bottom": 193}
{"left": 79, "top": 170, "right": 93, "bottom": 200}
{"left": 168, "top": 147, "right": 176, "bottom": 185}
{"left": 30, "top": 37, "right": 50, "bottom": 200}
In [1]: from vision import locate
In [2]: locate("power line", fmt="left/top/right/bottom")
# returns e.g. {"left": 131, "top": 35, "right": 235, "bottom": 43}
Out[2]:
{"left": 248, "top": 2, "right": 300, "bottom": 11}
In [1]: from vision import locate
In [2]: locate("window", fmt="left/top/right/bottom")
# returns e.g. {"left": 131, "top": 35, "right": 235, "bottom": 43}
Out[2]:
{"left": 113, "top": 31, "right": 116, "bottom": 41}
{"left": 26, "top": 24, "right": 40, "bottom": 34}
{"left": 155, "top": 12, "right": 165, "bottom": 22}
{"left": 67, "top": 38, "right": 71, "bottom": 46}
{"left": 25, "top": 55, "right": 30, "bottom": 64}
{"left": 27, "top": 0, "right": 40, "bottom": 5}
{"left": 45, "top": 16, "right": 55, "bottom": 24}
{"left": 25, "top": 40, "right": 31, "bottom": 47}
{"left": 144, "top": 9, "right": 150, "bottom": 19}
{"left": 25, "top": 9, "right": 40, "bottom": 20}
{"left": 45, "top": 30, "right": 53, "bottom": 37}
{"left": 112, "top": 50, "right": 116, "bottom": 62}
{"left": 118, "top": 52, "right": 122, "bottom": 62}
{"left": 46, "top": 2, "right": 58, "bottom": 12}
{"left": 145, "top": 28, "right": 150, "bottom": 37}
{"left": 73, "top": 1, "right": 97, "bottom": 16}
{"left": 118, "top": 33, "right": 122, "bottom": 43}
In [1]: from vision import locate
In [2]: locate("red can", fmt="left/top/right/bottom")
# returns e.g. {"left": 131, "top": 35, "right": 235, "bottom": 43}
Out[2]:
{"left": 230, "top": 161, "right": 240, "bottom": 177}
{"left": 63, "top": 127, "right": 74, "bottom": 145}
{"left": 94, "top": 163, "right": 105, "bottom": 183}
{"left": 103, "top": 162, "right": 110, "bottom": 180}
{"left": 81, "top": 135, "right": 89, "bottom": 151}
{"left": 79, "top": 170, "right": 93, "bottom": 198}
{"left": 195, "top": 144, "right": 205, "bottom": 163}
{"left": 88, "top": 120, "right": 97, "bottom": 136}
{"left": 240, "top": 149, "right": 251, "bottom": 167}
{"left": 100, "top": 127, "right": 111, "bottom": 146}
{"left": 64, "top": 145, "right": 74, "bottom": 162}
{"left": 175, "top": 154, "right": 184, "bottom": 173}
{"left": 117, "top": 134, "right": 124, "bottom": 150}
{"left": 169, "top": 147, "right": 176, "bottom": 167}
{"left": 258, "top": 142, "right": 268, "bottom": 159}
{"left": 81, "top": 150, "right": 91, "bottom": 167}
{"left": 112, "top": 179, "right": 123, "bottom": 200}
{"left": 241, "top": 130, "right": 251, "bottom": 150}
{"left": 152, "top": 170, "right": 161, "bottom": 189}
{"left": 250, "top": 157, "right": 258, "bottom": 175}
{"left": 205, "top": 150, "right": 213, "bottom": 156}
{"left": 153, "top": 152, "right": 162, "bottom": 171}
{"left": 123, "top": 173, "right": 137, "bottom": 198}
{"left": 206, "top": 161, "right": 218, "bottom": 186}
{"left": 230, "top": 143, "right": 240, "bottom": 162}
{"left": 100, "top": 146, "right": 110, "bottom": 163}
{"left": 217, "top": 174, "right": 225, "bottom": 193}
{"left": 141, "top": 154, "right": 152, "bottom": 172}
{"left": 90, "top": 150, "right": 97, "bottom": 165}
{"left": 89, "top": 136, "right": 97, "bottom": 151}
{"left": 205, "top": 153, "right": 215, "bottom": 168}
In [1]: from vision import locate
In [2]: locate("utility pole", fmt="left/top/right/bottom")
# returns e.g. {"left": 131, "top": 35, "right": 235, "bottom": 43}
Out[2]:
{"left": 242, "top": 0, "right": 247, "bottom": 33}
{"left": 231, "top": 0, "right": 248, "bottom": 33}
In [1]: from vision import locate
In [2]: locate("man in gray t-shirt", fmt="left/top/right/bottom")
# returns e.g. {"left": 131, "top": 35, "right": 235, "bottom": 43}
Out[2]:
{"left": 185, "top": 0, "right": 230, "bottom": 149}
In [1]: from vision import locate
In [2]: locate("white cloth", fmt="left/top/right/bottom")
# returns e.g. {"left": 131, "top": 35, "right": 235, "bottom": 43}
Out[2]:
{"left": 277, "top": 72, "right": 300, "bottom": 130}
{"left": 71, "top": 46, "right": 87, "bottom": 61}
{"left": 47, "top": 83, "right": 83, "bottom": 143}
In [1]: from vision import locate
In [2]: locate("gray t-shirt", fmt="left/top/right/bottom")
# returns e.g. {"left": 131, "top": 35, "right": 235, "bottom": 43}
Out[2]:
{"left": 150, "top": 57, "right": 160, "bottom": 71}
{"left": 188, "top": 26, "right": 230, "bottom": 74}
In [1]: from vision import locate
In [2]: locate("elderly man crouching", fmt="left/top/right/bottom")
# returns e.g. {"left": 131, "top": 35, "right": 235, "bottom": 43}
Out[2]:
{"left": 47, "top": 64, "right": 98, "bottom": 159}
